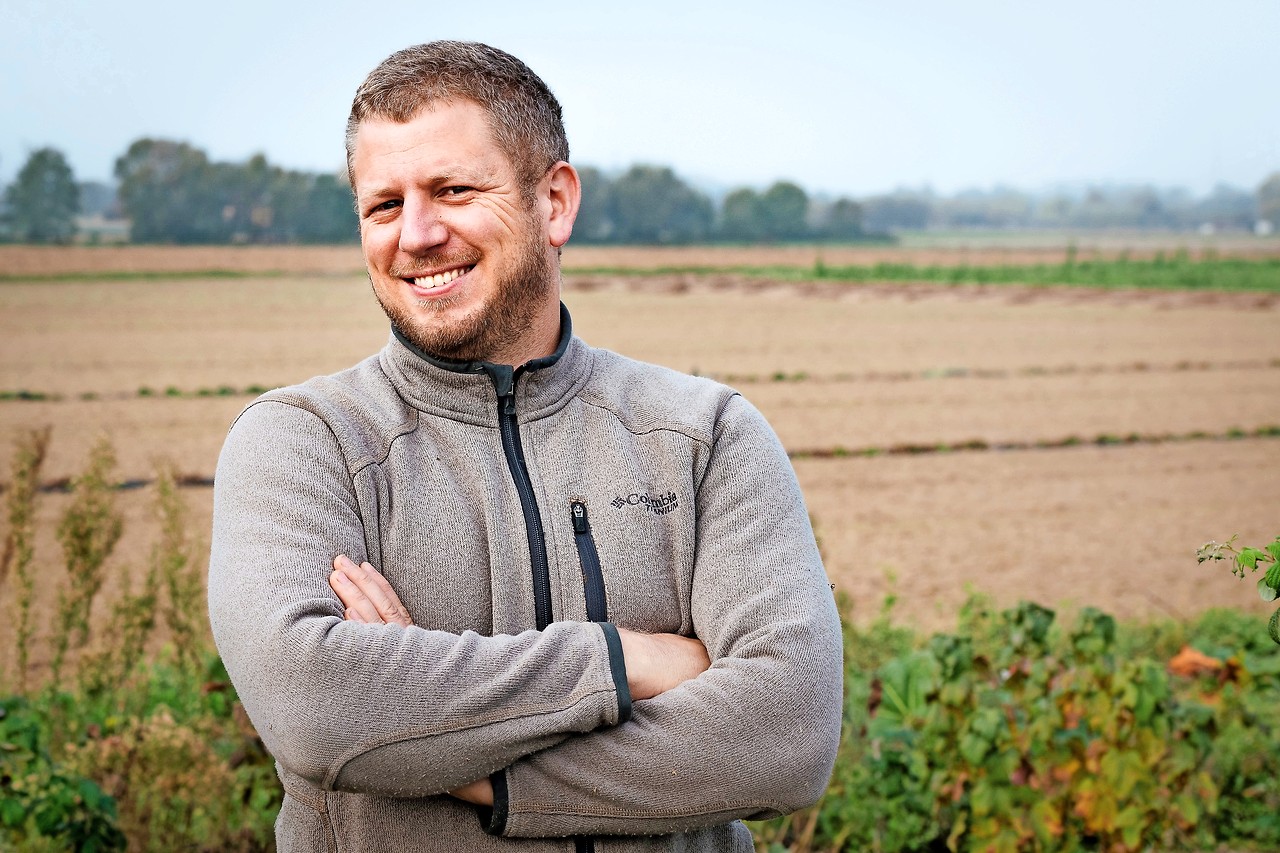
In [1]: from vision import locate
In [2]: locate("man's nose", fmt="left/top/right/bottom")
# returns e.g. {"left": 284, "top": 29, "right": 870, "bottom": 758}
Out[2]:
{"left": 399, "top": 200, "right": 449, "bottom": 254}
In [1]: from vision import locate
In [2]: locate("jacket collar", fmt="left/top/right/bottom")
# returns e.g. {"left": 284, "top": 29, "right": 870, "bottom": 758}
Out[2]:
{"left": 379, "top": 303, "right": 591, "bottom": 423}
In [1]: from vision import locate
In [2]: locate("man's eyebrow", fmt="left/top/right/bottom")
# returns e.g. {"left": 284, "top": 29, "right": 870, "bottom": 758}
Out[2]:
{"left": 436, "top": 166, "right": 498, "bottom": 185}
{"left": 359, "top": 167, "right": 497, "bottom": 199}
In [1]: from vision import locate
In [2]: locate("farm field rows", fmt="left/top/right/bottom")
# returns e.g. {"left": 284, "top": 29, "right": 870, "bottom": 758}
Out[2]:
{"left": 1, "top": 245, "right": 1278, "bottom": 642}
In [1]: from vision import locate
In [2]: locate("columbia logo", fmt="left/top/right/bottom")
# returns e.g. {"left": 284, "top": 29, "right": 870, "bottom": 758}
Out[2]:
{"left": 611, "top": 491, "right": 679, "bottom": 515}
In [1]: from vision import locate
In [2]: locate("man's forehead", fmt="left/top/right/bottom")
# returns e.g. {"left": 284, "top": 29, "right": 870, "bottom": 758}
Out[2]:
{"left": 355, "top": 97, "right": 497, "bottom": 141}
{"left": 351, "top": 103, "right": 511, "bottom": 180}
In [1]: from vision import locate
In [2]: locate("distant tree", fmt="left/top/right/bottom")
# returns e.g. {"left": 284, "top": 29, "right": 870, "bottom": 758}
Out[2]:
{"left": 608, "top": 165, "right": 712, "bottom": 244}
{"left": 719, "top": 188, "right": 763, "bottom": 242}
{"left": 758, "top": 181, "right": 810, "bottom": 241}
{"left": 817, "top": 197, "right": 865, "bottom": 241}
{"left": 214, "top": 153, "right": 278, "bottom": 242}
{"left": 573, "top": 166, "right": 616, "bottom": 243}
{"left": 1192, "top": 183, "right": 1255, "bottom": 231}
{"left": 5, "top": 147, "right": 80, "bottom": 243}
{"left": 114, "top": 140, "right": 357, "bottom": 244}
{"left": 1130, "top": 187, "right": 1171, "bottom": 228}
{"left": 863, "top": 193, "right": 931, "bottom": 233}
{"left": 292, "top": 173, "right": 358, "bottom": 243}
{"left": 932, "top": 188, "right": 1035, "bottom": 229}
{"left": 114, "top": 139, "right": 220, "bottom": 242}
{"left": 1258, "top": 172, "right": 1280, "bottom": 227}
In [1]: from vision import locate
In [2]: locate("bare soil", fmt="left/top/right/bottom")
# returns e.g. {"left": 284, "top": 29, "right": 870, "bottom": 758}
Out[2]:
{"left": 2, "top": 246, "right": 1278, "bottom": 648}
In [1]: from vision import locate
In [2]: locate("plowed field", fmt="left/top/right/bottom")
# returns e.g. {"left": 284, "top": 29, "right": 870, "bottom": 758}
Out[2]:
{"left": 2, "top": 245, "right": 1278, "bottom": 640}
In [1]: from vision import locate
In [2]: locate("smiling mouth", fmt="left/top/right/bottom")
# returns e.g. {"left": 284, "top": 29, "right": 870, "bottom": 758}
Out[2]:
{"left": 410, "top": 266, "right": 474, "bottom": 289}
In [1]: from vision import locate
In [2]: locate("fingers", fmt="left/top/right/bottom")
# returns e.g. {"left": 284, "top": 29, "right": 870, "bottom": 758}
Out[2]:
{"left": 330, "top": 555, "right": 414, "bottom": 627}
{"left": 448, "top": 777, "right": 495, "bottom": 806}
{"left": 616, "top": 628, "right": 711, "bottom": 700}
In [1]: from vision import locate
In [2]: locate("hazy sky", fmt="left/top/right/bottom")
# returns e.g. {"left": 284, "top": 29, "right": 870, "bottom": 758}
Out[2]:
{"left": 3, "top": 1, "right": 1277, "bottom": 198}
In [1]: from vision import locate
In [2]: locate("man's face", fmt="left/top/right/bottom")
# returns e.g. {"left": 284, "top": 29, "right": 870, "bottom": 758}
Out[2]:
{"left": 351, "top": 100, "right": 559, "bottom": 364}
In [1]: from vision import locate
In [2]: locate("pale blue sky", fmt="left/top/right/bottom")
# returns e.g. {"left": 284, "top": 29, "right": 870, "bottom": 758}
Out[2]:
{"left": 3, "top": 0, "right": 1277, "bottom": 197}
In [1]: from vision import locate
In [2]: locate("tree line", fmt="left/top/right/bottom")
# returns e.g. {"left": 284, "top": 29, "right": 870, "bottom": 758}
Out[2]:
{"left": 0, "top": 143, "right": 870, "bottom": 246}
{"left": 1, "top": 143, "right": 356, "bottom": 245}
{"left": 2, "top": 142, "right": 1279, "bottom": 245}
{"left": 862, "top": 181, "right": 1280, "bottom": 234}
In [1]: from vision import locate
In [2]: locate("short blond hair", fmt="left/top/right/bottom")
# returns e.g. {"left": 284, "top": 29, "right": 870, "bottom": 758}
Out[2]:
{"left": 346, "top": 41, "right": 569, "bottom": 196}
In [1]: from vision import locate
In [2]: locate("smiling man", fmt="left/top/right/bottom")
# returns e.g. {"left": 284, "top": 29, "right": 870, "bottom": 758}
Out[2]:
{"left": 209, "top": 41, "right": 843, "bottom": 853}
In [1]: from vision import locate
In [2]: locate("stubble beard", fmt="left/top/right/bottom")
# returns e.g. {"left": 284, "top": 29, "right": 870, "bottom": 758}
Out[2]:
{"left": 375, "top": 224, "right": 556, "bottom": 364}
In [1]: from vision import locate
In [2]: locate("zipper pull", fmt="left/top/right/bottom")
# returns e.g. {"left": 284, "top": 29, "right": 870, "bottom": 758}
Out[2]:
{"left": 490, "top": 367, "right": 517, "bottom": 415}
{"left": 571, "top": 501, "right": 589, "bottom": 534}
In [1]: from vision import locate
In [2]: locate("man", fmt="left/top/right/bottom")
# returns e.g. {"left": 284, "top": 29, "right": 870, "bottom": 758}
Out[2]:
{"left": 209, "top": 41, "right": 842, "bottom": 853}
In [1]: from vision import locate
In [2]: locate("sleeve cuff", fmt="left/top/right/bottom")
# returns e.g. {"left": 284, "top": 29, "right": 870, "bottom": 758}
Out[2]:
{"left": 477, "top": 769, "right": 509, "bottom": 836}
{"left": 598, "top": 622, "right": 633, "bottom": 724}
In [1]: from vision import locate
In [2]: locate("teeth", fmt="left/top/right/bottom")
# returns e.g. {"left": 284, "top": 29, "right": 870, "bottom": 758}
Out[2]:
{"left": 413, "top": 266, "right": 471, "bottom": 289}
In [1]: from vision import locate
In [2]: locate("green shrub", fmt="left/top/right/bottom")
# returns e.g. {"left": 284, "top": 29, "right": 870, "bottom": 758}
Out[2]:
{"left": 0, "top": 696, "right": 126, "bottom": 852}
{"left": 756, "top": 596, "right": 1280, "bottom": 852}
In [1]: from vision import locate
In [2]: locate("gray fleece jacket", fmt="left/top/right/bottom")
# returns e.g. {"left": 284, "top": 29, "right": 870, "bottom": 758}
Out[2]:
{"left": 208, "top": 308, "right": 844, "bottom": 852}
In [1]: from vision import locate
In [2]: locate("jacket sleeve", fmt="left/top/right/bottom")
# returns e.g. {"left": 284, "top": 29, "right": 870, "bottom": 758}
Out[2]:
{"left": 208, "top": 400, "right": 631, "bottom": 797}
{"left": 488, "top": 393, "right": 844, "bottom": 838}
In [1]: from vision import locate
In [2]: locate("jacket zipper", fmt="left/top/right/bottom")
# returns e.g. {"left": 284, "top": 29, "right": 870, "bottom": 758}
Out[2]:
{"left": 493, "top": 372, "right": 597, "bottom": 853}
{"left": 570, "top": 501, "right": 606, "bottom": 853}
{"left": 493, "top": 369, "right": 553, "bottom": 630}
{"left": 571, "top": 501, "right": 609, "bottom": 623}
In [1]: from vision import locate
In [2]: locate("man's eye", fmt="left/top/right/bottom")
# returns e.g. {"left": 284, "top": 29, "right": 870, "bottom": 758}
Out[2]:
{"left": 444, "top": 186, "right": 475, "bottom": 196}
{"left": 373, "top": 199, "right": 401, "bottom": 212}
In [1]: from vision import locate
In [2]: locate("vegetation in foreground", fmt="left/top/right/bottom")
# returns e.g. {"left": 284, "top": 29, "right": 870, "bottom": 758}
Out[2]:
{"left": 2, "top": 431, "right": 1278, "bottom": 852}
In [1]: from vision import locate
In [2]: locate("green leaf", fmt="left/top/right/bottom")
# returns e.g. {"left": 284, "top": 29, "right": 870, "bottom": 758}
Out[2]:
{"left": 1238, "top": 548, "right": 1264, "bottom": 571}
{"left": 0, "top": 797, "right": 25, "bottom": 827}
{"left": 1259, "top": 578, "right": 1279, "bottom": 603}
{"left": 1265, "top": 539, "right": 1280, "bottom": 563}
{"left": 959, "top": 732, "right": 990, "bottom": 766}
{"left": 1269, "top": 606, "right": 1280, "bottom": 646}
{"left": 1265, "top": 560, "right": 1280, "bottom": 590}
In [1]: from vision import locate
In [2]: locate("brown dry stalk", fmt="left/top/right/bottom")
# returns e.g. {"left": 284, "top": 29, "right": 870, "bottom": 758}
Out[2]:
{"left": 151, "top": 459, "right": 206, "bottom": 670}
{"left": 1, "top": 425, "right": 52, "bottom": 692}
{"left": 50, "top": 435, "right": 124, "bottom": 687}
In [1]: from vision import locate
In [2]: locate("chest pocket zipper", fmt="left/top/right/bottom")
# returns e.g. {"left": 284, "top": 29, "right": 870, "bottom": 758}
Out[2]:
{"left": 571, "top": 501, "right": 607, "bottom": 853}
{"left": 571, "top": 501, "right": 609, "bottom": 623}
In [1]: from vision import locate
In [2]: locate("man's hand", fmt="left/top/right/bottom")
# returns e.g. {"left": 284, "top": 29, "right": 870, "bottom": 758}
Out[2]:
{"left": 448, "top": 776, "right": 494, "bottom": 806}
{"left": 615, "top": 628, "right": 711, "bottom": 700}
{"left": 330, "top": 555, "right": 413, "bottom": 627}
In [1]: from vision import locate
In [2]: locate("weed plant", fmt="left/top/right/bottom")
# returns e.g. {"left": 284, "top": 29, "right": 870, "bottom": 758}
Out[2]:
{"left": 50, "top": 437, "right": 123, "bottom": 687}
{"left": 2, "top": 426, "right": 51, "bottom": 693}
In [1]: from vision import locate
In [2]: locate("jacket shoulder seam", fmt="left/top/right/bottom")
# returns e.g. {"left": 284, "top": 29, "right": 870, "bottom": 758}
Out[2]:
{"left": 238, "top": 395, "right": 419, "bottom": 475}
{"left": 576, "top": 394, "right": 722, "bottom": 449}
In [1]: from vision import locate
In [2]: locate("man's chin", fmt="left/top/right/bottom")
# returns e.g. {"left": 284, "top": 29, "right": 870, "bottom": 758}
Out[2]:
{"left": 391, "top": 318, "right": 486, "bottom": 362}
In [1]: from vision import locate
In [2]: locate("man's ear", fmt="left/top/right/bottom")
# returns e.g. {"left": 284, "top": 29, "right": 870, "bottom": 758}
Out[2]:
{"left": 544, "top": 161, "right": 581, "bottom": 248}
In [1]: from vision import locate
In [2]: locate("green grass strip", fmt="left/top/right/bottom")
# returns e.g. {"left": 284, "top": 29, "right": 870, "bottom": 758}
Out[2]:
{"left": 567, "top": 256, "right": 1280, "bottom": 292}
{"left": 0, "top": 384, "right": 278, "bottom": 403}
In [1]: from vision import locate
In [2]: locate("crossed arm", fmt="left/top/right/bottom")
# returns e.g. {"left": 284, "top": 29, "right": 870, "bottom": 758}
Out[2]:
{"left": 328, "top": 554, "right": 713, "bottom": 806}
